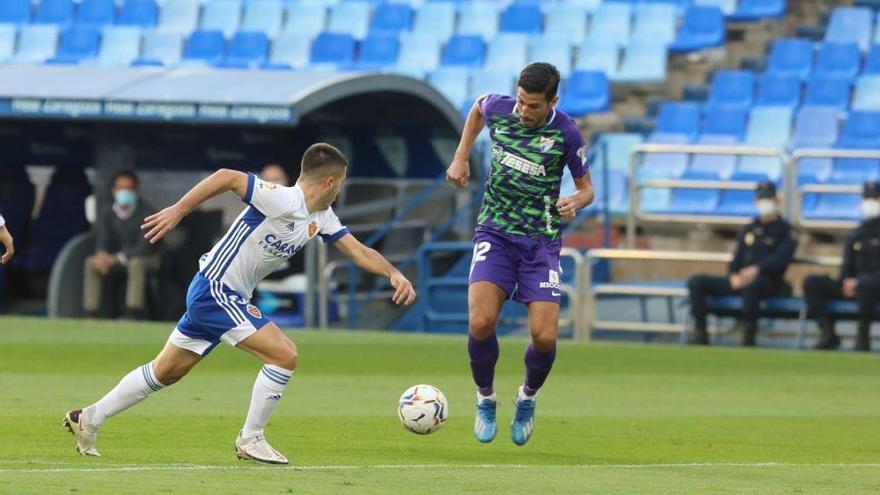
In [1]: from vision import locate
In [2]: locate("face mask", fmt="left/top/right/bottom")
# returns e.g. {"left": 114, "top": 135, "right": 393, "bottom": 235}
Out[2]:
{"left": 756, "top": 199, "right": 776, "bottom": 217}
{"left": 114, "top": 189, "right": 137, "bottom": 207}
{"left": 862, "top": 199, "right": 880, "bottom": 219}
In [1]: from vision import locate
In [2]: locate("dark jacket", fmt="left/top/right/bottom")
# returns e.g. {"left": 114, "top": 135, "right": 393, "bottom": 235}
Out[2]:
{"left": 840, "top": 217, "right": 880, "bottom": 280}
{"left": 728, "top": 217, "right": 797, "bottom": 278}
{"left": 95, "top": 200, "right": 157, "bottom": 259}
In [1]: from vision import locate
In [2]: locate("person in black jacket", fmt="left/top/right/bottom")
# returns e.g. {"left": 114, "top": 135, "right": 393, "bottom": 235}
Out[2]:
{"left": 803, "top": 181, "right": 880, "bottom": 352}
{"left": 688, "top": 181, "right": 798, "bottom": 346}
{"left": 83, "top": 170, "right": 159, "bottom": 319}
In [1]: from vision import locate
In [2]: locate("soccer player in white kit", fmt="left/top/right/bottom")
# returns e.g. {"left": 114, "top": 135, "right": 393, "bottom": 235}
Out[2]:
{"left": 0, "top": 213, "right": 13, "bottom": 264}
{"left": 64, "top": 143, "right": 416, "bottom": 464}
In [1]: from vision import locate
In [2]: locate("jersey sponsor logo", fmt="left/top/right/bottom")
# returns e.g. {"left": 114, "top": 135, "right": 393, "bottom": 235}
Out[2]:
{"left": 260, "top": 181, "right": 278, "bottom": 191}
{"left": 308, "top": 221, "right": 318, "bottom": 238}
{"left": 539, "top": 269, "right": 562, "bottom": 290}
{"left": 538, "top": 136, "right": 555, "bottom": 153}
{"left": 246, "top": 304, "right": 262, "bottom": 318}
{"left": 260, "top": 233, "right": 301, "bottom": 257}
{"left": 492, "top": 145, "right": 547, "bottom": 176}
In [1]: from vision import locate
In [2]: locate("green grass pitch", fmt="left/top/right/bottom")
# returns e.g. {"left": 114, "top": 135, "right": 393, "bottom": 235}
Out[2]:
{"left": 0, "top": 317, "right": 878, "bottom": 494}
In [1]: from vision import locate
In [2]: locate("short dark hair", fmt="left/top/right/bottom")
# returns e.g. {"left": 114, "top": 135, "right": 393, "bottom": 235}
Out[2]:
{"left": 517, "top": 63, "right": 561, "bottom": 101}
{"left": 111, "top": 169, "right": 138, "bottom": 188}
{"left": 301, "top": 143, "right": 348, "bottom": 178}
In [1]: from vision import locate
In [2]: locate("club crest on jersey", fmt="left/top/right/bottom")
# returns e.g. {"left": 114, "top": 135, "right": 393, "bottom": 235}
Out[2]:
{"left": 308, "top": 221, "right": 318, "bottom": 238}
{"left": 538, "top": 136, "right": 555, "bottom": 153}
{"left": 260, "top": 181, "right": 278, "bottom": 191}
{"left": 246, "top": 304, "right": 262, "bottom": 318}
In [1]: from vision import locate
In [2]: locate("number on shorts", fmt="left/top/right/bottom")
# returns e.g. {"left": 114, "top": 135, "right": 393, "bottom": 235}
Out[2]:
{"left": 469, "top": 241, "right": 491, "bottom": 277}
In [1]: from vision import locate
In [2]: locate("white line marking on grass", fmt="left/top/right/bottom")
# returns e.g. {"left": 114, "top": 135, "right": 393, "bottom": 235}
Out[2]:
{"left": 1, "top": 462, "right": 879, "bottom": 474}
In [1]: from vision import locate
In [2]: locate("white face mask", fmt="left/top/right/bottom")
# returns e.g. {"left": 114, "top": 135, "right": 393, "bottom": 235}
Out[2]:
{"left": 862, "top": 199, "right": 880, "bottom": 219}
{"left": 756, "top": 199, "right": 776, "bottom": 217}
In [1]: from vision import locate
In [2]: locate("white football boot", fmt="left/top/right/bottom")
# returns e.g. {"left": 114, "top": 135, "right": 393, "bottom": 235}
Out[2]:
{"left": 234, "top": 431, "right": 289, "bottom": 465}
{"left": 62, "top": 408, "right": 101, "bottom": 456}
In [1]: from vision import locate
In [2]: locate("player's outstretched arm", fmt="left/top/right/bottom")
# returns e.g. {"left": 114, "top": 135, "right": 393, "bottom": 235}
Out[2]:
{"left": 334, "top": 233, "right": 416, "bottom": 306}
{"left": 141, "top": 168, "right": 249, "bottom": 244}
{"left": 556, "top": 171, "right": 595, "bottom": 220}
{"left": 446, "top": 98, "right": 486, "bottom": 188}
{"left": 0, "top": 225, "right": 14, "bottom": 264}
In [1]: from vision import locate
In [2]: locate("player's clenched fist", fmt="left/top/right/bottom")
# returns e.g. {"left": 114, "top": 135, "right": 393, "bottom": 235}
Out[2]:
{"left": 446, "top": 158, "right": 470, "bottom": 188}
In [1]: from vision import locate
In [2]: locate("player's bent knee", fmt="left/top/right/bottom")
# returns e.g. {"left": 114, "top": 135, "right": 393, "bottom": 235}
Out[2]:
{"left": 267, "top": 338, "right": 298, "bottom": 371}
{"left": 469, "top": 314, "right": 498, "bottom": 338}
{"left": 532, "top": 332, "right": 557, "bottom": 352}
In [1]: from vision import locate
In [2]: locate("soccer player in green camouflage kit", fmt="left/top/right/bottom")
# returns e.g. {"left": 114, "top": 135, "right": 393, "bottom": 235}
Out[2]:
{"left": 447, "top": 63, "right": 594, "bottom": 446}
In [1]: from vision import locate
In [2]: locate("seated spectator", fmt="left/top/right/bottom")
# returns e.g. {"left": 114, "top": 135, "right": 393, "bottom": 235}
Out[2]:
{"left": 83, "top": 170, "right": 159, "bottom": 319}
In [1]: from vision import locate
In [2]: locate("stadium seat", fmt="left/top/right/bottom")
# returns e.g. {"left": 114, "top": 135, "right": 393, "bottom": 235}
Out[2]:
{"left": 744, "top": 106, "right": 793, "bottom": 146}
{"left": 223, "top": 31, "right": 269, "bottom": 68}
{"left": 689, "top": 134, "right": 738, "bottom": 179}
{"left": 484, "top": 34, "right": 529, "bottom": 79}
{"left": 558, "top": 71, "right": 610, "bottom": 116}
{"left": 824, "top": 6, "right": 873, "bottom": 52}
{"left": 803, "top": 76, "right": 852, "bottom": 110}
{"left": 12, "top": 25, "right": 59, "bottom": 64}
{"left": 730, "top": 0, "right": 786, "bottom": 21}
{"left": 266, "top": 32, "right": 311, "bottom": 69}
{"left": 428, "top": 67, "right": 469, "bottom": 109}
{"left": 716, "top": 172, "right": 765, "bottom": 215}
{"left": 631, "top": 3, "right": 676, "bottom": 46}
{"left": 560, "top": 0, "right": 603, "bottom": 11}
{"left": 499, "top": 4, "right": 542, "bottom": 35}
{"left": 642, "top": 132, "right": 690, "bottom": 179}
{"left": 829, "top": 149, "right": 880, "bottom": 183}
{"left": 77, "top": 0, "right": 116, "bottom": 29}
{"left": 34, "top": 0, "right": 74, "bottom": 26}
{"left": 574, "top": 38, "right": 618, "bottom": 74}
{"left": 669, "top": 6, "right": 725, "bottom": 53}
{"left": 0, "top": 25, "right": 15, "bottom": 63}
{"left": 593, "top": 133, "right": 644, "bottom": 172}
{"left": 118, "top": 0, "right": 159, "bottom": 28}
{"left": 837, "top": 111, "right": 880, "bottom": 148}
{"left": 137, "top": 31, "right": 183, "bottom": 65}
{"left": 755, "top": 74, "right": 801, "bottom": 109}
{"left": 805, "top": 192, "right": 864, "bottom": 220}
{"left": 49, "top": 27, "right": 100, "bottom": 64}
{"left": 853, "top": 75, "right": 880, "bottom": 111}
{"left": 370, "top": 3, "right": 411, "bottom": 37}
{"left": 201, "top": 0, "right": 242, "bottom": 38}
{"left": 394, "top": 33, "right": 441, "bottom": 78}
{"left": 664, "top": 170, "right": 721, "bottom": 214}
{"left": 282, "top": 3, "right": 326, "bottom": 39}
{"left": 528, "top": 37, "right": 573, "bottom": 77}
{"left": 864, "top": 44, "right": 880, "bottom": 74}
{"left": 95, "top": 26, "right": 141, "bottom": 66}
{"left": 790, "top": 106, "right": 840, "bottom": 149}
{"left": 354, "top": 34, "right": 399, "bottom": 70}
{"left": 655, "top": 102, "right": 701, "bottom": 140}
{"left": 586, "top": 3, "right": 632, "bottom": 47}
{"left": 441, "top": 35, "right": 485, "bottom": 68}
{"left": 613, "top": 41, "right": 666, "bottom": 83}
{"left": 694, "top": 0, "right": 736, "bottom": 16}
{"left": 328, "top": 1, "right": 371, "bottom": 39}
{"left": 544, "top": 3, "right": 588, "bottom": 44}
{"left": 310, "top": 32, "right": 355, "bottom": 67}
{"left": 706, "top": 70, "right": 755, "bottom": 111}
{"left": 702, "top": 107, "right": 747, "bottom": 139}
{"left": 412, "top": 2, "right": 456, "bottom": 42}
{"left": 241, "top": 0, "right": 284, "bottom": 39}
{"left": 183, "top": 30, "right": 226, "bottom": 66}
{"left": 814, "top": 43, "right": 861, "bottom": 82}
{"left": 157, "top": 0, "right": 200, "bottom": 35}
{"left": 0, "top": 0, "right": 32, "bottom": 24}
{"left": 457, "top": 2, "right": 500, "bottom": 41}
{"left": 468, "top": 70, "right": 516, "bottom": 101}
{"left": 766, "top": 39, "right": 813, "bottom": 81}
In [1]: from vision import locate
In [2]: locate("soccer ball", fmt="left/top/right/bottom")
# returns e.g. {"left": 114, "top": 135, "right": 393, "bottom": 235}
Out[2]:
{"left": 397, "top": 384, "right": 448, "bottom": 434}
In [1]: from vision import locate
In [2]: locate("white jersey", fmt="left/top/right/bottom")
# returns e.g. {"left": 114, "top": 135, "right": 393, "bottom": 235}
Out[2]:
{"left": 0, "top": 214, "right": 5, "bottom": 228}
{"left": 198, "top": 174, "right": 348, "bottom": 299}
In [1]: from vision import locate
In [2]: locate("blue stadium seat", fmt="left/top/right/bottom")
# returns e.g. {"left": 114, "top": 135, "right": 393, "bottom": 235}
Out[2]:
{"left": 0, "top": 0, "right": 32, "bottom": 24}
{"left": 457, "top": 2, "right": 500, "bottom": 40}
{"left": 310, "top": 32, "right": 355, "bottom": 67}
{"left": 412, "top": 2, "right": 456, "bottom": 41}
{"left": 328, "top": 1, "right": 370, "bottom": 39}
{"left": 706, "top": 70, "right": 755, "bottom": 111}
{"left": 689, "top": 134, "right": 737, "bottom": 179}
{"left": 655, "top": 102, "right": 701, "bottom": 140}
{"left": 766, "top": 39, "right": 813, "bottom": 81}
{"left": 631, "top": 3, "right": 676, "bottom": 46}
{"left": 183, "top": 30, "right": 226, "bottom": 66}
{"left": 837, "top": 111, "right": 880, "bottom": 148}
{"left": 613, "top": 41, "right": 666, "bottom": 83}
{"left": 669, "top": 6, "right": 724, "bottom": 53}
{"left": 642, "top": 132, "right": 690, "bottom": 179}
{"left": 499, "top": 4, "right": 542, "bottom": 35}
{"left": 755, "top": 74, "right": 801, "bottom": 109}
{"left": 0, "top": 25, "right": 15, "bottom": 62}
{"left": 805, "top": 192, "right": 863, "bottom": 220}
{"left": 77, "top": 0, "right": 116, "bottom": 29}
{"left": 693, "top": 0, "right": 736, "bottom": 16}
{"left": 118, "top": 0, "right": 158, "bottom": 28}
{"left": 394, "top": 33, "right": 441, "bottom": 78}
{"left": 528, "top": 37, "right": 573, "bottom": 77}
{"left": 790, "top": 106, "right": 840, "bottom": 149}
{"left": 266, "top": 32, "right": 311, "bottom": 69}
{"left": 587, "top": 3, "right": 632, "bottom": 47}
{"left": 136, "top": 31, "right": 183, "bottom": 65}
{"left": 241, "top": 0, "right": 284, "bottom": 39}
{"left": 202, "top": 0, "right": 242, "bottom": 37}
{"left": 49, "top": 27, "right": 100, "bottom": 64}
{"left": 282, "top": 3, "right": 326, "bottom": 39}
{"left": 829, "top": 153, "right": 880, "bottom": 183}
{"left": 564, "top": 167, "right": 627, "bottom": 215}
{"left": 442, "top": 35, "right": 485, "bottom": 68}
{"left": 428, "top": 67, "right": 469, "bottom": 109}
{"left": 853, "top": 75, "right": 880, "bottom": 111}
{"left": 157, "top": 0, "right": 200, "bottom": 35}
{"left": 574, "top": 38, "right": 618, "bottom": 74}
{"left": 95, "top": 26, "right": 141, "bottom": 66}
{"left": 544, "top": 3, "right": 588, "bottom": 44}
{"left": 730, "top": 0, "right": 786, "bottom": 21}
{"left": 354, "top": 34, "right": 399, "bottom": 70}
{"left": 593, "top": 133, "right": 644, "bottom": 172}
{"left": 664, "top": 170, "right": 721, "bottom": 214}
{"left": 825, "top": 6, "right": 873, "bottom": 52}
{"left": 34, "top": 0, "right": 73, "bottom": 26}
{"left": 814, "top": 42, "right": 861, "bottom": 82}
{"left": 803, "top": 76, "right": 852, "bottom": 110}
{"left": 865, "top": 44, "right": 880, "bottom": 74}
{"left": 484, "top": 34, "right": 529, "bottom": 79}
{"left": 558, "top": 71, "right": 609, "bottom": 116}
{"left": 223, "top": 31, "right": 268, "bottom": 68}
{"left": 744, "top": 106, "right": 792, "bottom": 146}
{"left": 702, "top": 107, "right": 747, "bottom": 139}
{"left": 12, "top": 25, "right": 59, "bottom": 63}
{"left": 716, "top": 172, "right": 765, "bottom": 215}
{"left": 370, "top": 3, "right": 411, "bottom": 37}
{"left": 468, "top": 70, "right": 516, "bottom": 101}
{"left": 798, "top": 157, "right": 833, "bottom": 184}
{"left": 561, "top": 0, "right": 603, "bottom": 11}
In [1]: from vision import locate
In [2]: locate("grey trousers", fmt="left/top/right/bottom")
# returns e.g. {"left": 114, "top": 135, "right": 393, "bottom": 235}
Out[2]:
{"left": 83, "top": 254, "right": 161, "bottom": 313}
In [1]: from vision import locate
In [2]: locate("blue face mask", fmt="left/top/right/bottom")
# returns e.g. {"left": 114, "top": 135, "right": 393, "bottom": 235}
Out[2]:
{"left": 114, "top": 189, "right": 137, "bottom": 207}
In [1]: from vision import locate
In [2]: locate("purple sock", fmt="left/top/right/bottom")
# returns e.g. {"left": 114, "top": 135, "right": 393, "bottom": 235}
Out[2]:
{"left": 523, "top": 344, "right": 556, "bottom": 396}
{"left": 468, "top": 333, "right": 499, "bottom": 396}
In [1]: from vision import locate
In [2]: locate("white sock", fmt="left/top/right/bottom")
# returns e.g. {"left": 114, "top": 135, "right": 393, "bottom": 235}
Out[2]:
{"left": 241, "top": 364, "right": 292, "bottom": 438}
{"left": 86, "top": 363, "right": 165, "bottom": 427}
{"left": 477, "top": 391, "right": 497, "bottom": 402}
{"left": 517, "top": 386, "right": 536, "bottom": 402}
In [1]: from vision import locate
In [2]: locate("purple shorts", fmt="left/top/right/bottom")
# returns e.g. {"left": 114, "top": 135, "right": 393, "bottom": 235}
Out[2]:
{"left": 468, "top": 227, "right": 563, "bottom": 304}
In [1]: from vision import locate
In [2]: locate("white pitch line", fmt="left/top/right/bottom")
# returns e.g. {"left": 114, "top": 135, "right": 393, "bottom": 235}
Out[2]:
{"left": 1, "top": 462, "right": 879, "bottom": 474}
